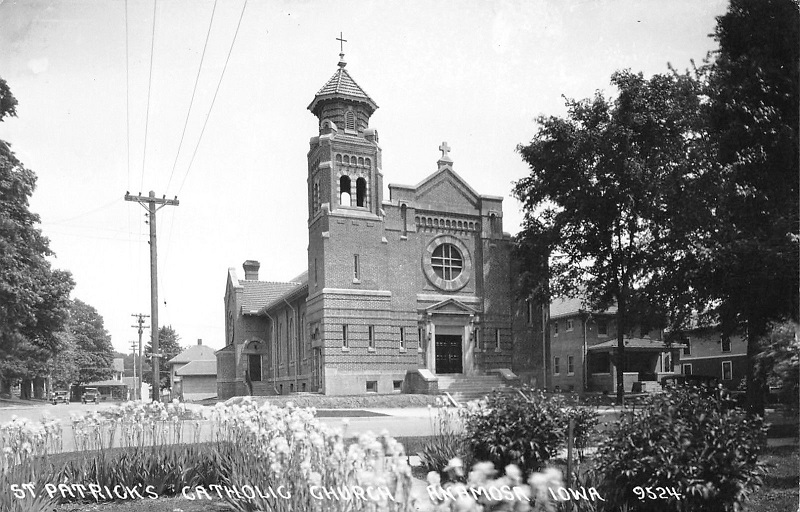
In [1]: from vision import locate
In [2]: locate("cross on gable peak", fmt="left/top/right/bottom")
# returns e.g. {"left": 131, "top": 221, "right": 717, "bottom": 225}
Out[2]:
{"left": 438, "top": 141, "right": 453, "bottom": 165}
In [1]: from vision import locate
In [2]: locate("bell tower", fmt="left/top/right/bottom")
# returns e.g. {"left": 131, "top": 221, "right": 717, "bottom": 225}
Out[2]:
{"left": 306, "top": 39, "right": 384, "bottom": 294}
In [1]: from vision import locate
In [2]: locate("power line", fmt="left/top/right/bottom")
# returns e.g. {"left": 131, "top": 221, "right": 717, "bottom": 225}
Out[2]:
{"left": 140, "top": 0, "right": 159, "bottom": 192}
{"left": 177, "top": 0, "right": 249, "bottom": 196}
{"left": 125, "top": 0, "right": 131, "bottom": 191}
{"left": 165, "top": 0, "right": 219, "bottom": 195}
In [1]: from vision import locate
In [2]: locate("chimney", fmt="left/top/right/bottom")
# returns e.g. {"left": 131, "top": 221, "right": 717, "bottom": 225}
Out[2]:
{"left": 197, "top": 339, "right": 202, "bottom": 346}
{"left": 242, "top": 260, "right": 260, "bottom": 280}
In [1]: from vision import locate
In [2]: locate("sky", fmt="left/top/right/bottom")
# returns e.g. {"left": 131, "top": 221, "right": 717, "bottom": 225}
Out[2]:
{"left": 0, "top": 0, "right": 729, "bottom": 355}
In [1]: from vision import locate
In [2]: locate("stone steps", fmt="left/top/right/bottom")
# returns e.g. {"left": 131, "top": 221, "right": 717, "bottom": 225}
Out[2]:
{"left": 437, "top": 374, "right": 514, "bottom": 403}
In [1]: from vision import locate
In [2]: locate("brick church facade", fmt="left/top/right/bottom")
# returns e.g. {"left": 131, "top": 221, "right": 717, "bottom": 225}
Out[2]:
{"left": 216, "top": 53, "right": 545, "bottom": 398}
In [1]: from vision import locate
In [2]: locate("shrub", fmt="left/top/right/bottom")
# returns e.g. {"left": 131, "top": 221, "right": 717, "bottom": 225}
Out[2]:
{"left": 418, "top": 404, "right": 473, "bottom": 481}
{"left": 461, "top": 390, "right": 566, "bottom": 475}
{"left": 592, "top": 387, "right": 767, "bottom": 512}
{"left": 563, "top": 406, "right": 599, "bottom": 462}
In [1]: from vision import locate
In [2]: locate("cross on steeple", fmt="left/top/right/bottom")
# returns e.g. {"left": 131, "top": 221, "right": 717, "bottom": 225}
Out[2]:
{"left": 336, "top": 32, "right": 347, "bottom": 54}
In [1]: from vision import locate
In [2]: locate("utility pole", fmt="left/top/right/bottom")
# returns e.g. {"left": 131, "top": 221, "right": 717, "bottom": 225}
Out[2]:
{"left": 129, "top": 341, "right": 136, "bottom": 400}
{"left": 125, "top": 191, "right": 179, "bottom": 401}
{"left": 131, "top": 313, "right": 149, "bottom": 401}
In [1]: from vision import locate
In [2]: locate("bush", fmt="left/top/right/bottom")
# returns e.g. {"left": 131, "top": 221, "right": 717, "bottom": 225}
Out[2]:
{"left": 461, "top": 389, "right": 567, "bottom": 475}
{"left": 418, "top": 404, "right": 473, "bottom": 481}
{"left": 592, "top": 387, "right": 767, "bottom": 512}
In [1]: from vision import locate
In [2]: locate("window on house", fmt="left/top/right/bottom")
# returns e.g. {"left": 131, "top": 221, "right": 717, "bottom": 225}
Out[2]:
{"left": 248, "top": 354, "right": 262, "bottom": 382}
{"left": 568, "top": 355, "right": 575, "bottom": 374}
{"left": 683, "top": 338, "right": 691, "bottom": 355}
{"left": 682, "top": 363, "right": 692, "bottom": 375}
{"left": 597, "top": 320, "right": 608, "bottom": 336}
{"left": 339, "top": 175, "right": 351, "bottom": 206}
{"left": 722, "top": 361, "right": 732, "bottom": 380}
{"left": 553, "top": 321, "right": 559, "bottom": 337}
{"left": 356, "top": 177, "right": 367, "bottom": 207}
{"left": 566, "top": 319, "right": 574, "bottom": 331}
{"left": 663, "top": 352, "right": 672, "bottom": 372}
{"left": 368, "top": 325, "right": 375, "bottom": 350}
{"left": 721, "top": 335, "right": 731, "bottom": 353}
{"left": 314, "top": 258, "right": 318, "bottom": 286}
{"left": 401, "top": 204, "right": 408, "bottom": 236}
{"left": 495, "top": 329, "right": 501, "bottom": 351}
{"left": 554, "top": 357, "right": 561, "bottom": 375}
{"left": 366, "top": 380, "right": 377, "bottom": 393}
{"left": 393, "top": 380, "right": 402, "bottom": 391}
{"left": 399, "top": 327, "right": 405, "bottom": 350}
{"left": 342, "top": 325, "right": 349, "bottom": 349}
{"left": 353, "top": 254, "right": 360, "bottom": 281}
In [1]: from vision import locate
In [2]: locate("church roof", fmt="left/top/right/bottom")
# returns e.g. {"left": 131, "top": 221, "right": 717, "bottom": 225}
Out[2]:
{"left": 308, "top": 64, "right": 378, "bottom": 115}
{"left": 241, "top": 280, "right": 301, "bottom": 314}
{"left": 167, "top": 344, "right": 216, "bottom": 366}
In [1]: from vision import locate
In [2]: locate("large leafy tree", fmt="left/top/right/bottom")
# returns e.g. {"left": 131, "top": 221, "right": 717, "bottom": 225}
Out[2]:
{"left": 143, "top": 325, "right": 183, "bottom": 392}
{"left": 690, "top": 0, "right": 800, "bottom": 414}
{"left": 0, "top": 77, "right": 74, "bottom": 397}
{"left": 68, "top": 299, "right": 114, "bottom": 385}
{"left": 513, "top": 70, "right": 704, "bottom": 404}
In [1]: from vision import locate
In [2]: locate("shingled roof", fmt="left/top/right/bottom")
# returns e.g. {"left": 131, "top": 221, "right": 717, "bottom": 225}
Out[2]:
{"left": 167, "top": 344, "right": 216, "bottom": 366}
{"left": 307, "top": 63, "right": 378, "bottom": 116}
{"left": 550, "top": 297, "right": 618, "bottom": 319}
{"left": 240, "top": 280, "right": 301, "bottom": 314}
{"left": 175, "top": 359, "right": 217, "bottom": 376}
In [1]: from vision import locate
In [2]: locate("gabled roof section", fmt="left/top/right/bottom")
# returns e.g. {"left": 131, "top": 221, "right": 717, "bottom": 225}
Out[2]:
{"left": 241, "top": 280, "right": 302, "bottom": 315}
{"left": 550, "top": 297, "right": 617, "bottom": 319}
{"left": 167, "top": 344, "right": 216, "bottom": 366}
{"left": 175, "top": 359, "right": 217, "bottom": 376}
{"left": 308, "top": 65, "right": 378, "bottom": 116}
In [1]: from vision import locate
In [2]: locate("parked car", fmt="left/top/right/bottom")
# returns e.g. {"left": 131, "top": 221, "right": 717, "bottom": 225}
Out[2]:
{"left": 81, "top": 387, "right": 99, "bottom": 404}
{"left": 661, "top": 374, "right": 720, "bottom": 390}
{"left": 51, "top": 390, "right": 69, "bottom": 405}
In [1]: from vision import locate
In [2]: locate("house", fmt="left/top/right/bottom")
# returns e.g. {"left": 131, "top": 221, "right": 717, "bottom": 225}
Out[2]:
{"left": 674, "top": 325, "right": 747, "bottom": 388}
{"left": 166, "top": 340, "right": 217, "bottom": 401}
{"left": 549, "top": 297, "right": 681, "bottom": 394}
{"left": 216, "top": 50, "right": 547, "bottom": 398}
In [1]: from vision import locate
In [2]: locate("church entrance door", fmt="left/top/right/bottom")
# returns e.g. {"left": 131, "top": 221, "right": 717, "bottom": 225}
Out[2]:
{"left": 435, "top": 334, "right": 463, "bottom": 374}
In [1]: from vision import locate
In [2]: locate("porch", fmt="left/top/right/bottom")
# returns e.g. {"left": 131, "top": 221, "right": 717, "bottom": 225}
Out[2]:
{"left": 586, "top": 337, "right": 680, "bottom": 393}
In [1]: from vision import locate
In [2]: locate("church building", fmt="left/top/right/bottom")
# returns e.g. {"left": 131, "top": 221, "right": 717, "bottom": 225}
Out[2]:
{"left": 216, "top": 50, "right": 545, "bottom": 398}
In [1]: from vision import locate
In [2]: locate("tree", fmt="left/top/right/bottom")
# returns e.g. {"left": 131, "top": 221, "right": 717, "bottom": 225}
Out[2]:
{"left": 68, "top": 299, "right": 115, "bottom": 385}
{"left": 513, "top": 70, "right": 704, "bottom": 404}
{"left": 669, "top": 0, "right": 799, "bottom": 414}
{"left": 143, "top": 325, "right": 182, "bottom": 392}
{"left": 0, "top": 77, "right": 74, "bottom": 397}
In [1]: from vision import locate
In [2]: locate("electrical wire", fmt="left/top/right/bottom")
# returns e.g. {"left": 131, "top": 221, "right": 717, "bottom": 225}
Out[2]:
{"left": 140, "top": 0, "right": 159, "bottom": 192}
{"left": 177, "top": 0, "right": 249, "bottom": 196}
{"left": 165, "top": 0, "right": 219, "bottom": 195}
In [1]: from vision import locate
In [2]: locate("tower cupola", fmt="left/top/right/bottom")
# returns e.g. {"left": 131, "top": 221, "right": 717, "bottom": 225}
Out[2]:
{"left": 308, "top": 46, "right": 378, "bottom": 134}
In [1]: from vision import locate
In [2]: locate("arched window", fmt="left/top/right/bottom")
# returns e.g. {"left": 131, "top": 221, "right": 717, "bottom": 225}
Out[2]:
{"left": 336, "top": 154, "right": 342, "bottom": 164}
{"left": 358, "top": 157, "right": 364, "bottom": 166}
{"left": 344, "top": 155, "right": 350, "bottom": 165}
{"left": 340, "top": 175, "right": 351, "bottom": 206}
{"left": 356, "top": 177, "right": 367, "bottom": 207}
{"left": 345, "top": 111, "right": 356, "bottom": 131}
{"left": 365, "top": 158, "right": 371, "bottom": 167}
